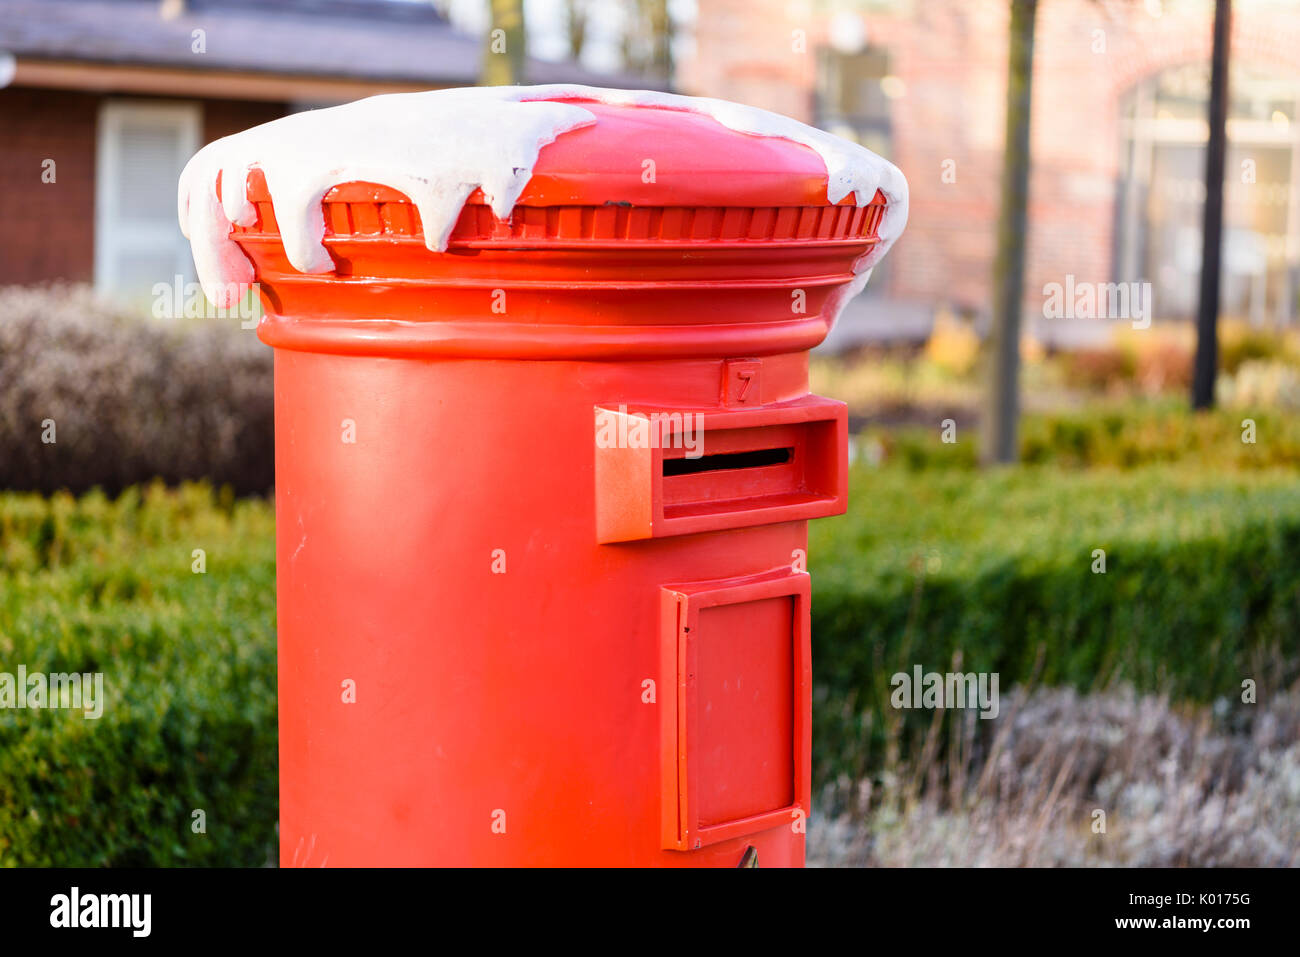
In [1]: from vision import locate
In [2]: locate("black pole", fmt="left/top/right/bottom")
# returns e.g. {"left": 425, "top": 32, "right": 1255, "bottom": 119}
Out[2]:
{"left": 1192, "top": 0, "right": 1231, "bottom": 410}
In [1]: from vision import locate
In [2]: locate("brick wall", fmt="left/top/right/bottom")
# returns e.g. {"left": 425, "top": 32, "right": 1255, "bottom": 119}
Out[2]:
{"left": 202, "top": 98, "right": 286, "bottom": 145}
{"left": 0, "top": 89, "right": 285, "bottom": 287}
{"left": 0, "top": 88, "right": 98, "bottom": 285}
{"left": 680, "top": 0, "right": 1300, "bottom": 317}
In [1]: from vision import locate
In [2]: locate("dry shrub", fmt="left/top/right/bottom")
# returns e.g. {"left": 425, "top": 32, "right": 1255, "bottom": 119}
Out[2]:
{"left": 0, "top": 284, "right": 273, "bottom": 494}
{"left": 1060, "top": 346, "right": 1135, "bottom": 392}
{"left": 1133, "top": 339, "right": 1193, "bottom": 394}
{"left": 809, "top": 686, "right": 1300, "bottom": 867}
{"left": 1060, "top": 325, "right": 1199, "bottom": 397}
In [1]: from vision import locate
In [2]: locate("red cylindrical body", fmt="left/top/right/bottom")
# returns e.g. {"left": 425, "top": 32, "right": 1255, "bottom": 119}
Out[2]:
{"left": 237, "top": 99, "right": 890, "bottom": 866}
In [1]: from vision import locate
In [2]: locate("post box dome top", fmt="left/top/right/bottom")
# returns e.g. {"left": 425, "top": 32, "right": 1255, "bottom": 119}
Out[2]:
{"left": 179, "top": 84, "right": 908, "bottom": 309}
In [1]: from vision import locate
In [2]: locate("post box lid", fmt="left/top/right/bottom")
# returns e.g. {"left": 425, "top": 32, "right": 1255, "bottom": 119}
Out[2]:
{"left": 178, "top": 86, "right": 909, "bottom": 359}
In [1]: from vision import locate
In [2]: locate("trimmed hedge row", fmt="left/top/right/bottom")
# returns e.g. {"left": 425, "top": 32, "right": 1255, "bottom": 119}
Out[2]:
{"left": 808, "top": 464, "right": 1300, "bottom": 787}
{"left": 0, "top": 483, "right": 277, "bottom": 866}
{"left": 863, "top": 400, "right": 1300, "bottom": 472}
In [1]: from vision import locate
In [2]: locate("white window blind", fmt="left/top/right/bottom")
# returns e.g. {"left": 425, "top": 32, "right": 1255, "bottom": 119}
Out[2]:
{"left": 95, "top": 100, "right": 201, "bottom": 302}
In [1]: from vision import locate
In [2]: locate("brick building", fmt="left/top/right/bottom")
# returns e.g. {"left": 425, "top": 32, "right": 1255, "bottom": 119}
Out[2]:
{"left": 0, "top": 0, "right": 644, "bottom": 300}
{"left": 680, "top": 0, "right": 1300, "bottom": 340}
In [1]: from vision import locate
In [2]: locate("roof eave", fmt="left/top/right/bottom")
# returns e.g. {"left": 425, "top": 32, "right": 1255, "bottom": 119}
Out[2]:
{"left": 6, "top": 55, "right": 666, "bottom": 103}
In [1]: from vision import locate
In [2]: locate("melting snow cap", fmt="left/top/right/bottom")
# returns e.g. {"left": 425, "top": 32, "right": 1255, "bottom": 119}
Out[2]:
{"left": 178, "top": 85, "right": 909, "bottom": 308}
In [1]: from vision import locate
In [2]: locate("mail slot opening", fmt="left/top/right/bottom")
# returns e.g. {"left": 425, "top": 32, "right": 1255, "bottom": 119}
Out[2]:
{"left": 662, "top": 447, "right": 793, "bottom": 477}
{"left": 660, "top": 418, "right": 838, "bottom": 524}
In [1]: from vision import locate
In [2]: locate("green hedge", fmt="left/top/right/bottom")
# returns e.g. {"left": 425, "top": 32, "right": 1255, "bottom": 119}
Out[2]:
{"left": 864, "top": 401, "right": 1300, "bottom": 472}
{"left": 0, "top": 483, "right": 277, "bottom": 866}
{"left": 4, "top": 463, "right": 1299, "bottom": 863}
{"left": 809, "top": 464, "right": 1300, "bottom": 787}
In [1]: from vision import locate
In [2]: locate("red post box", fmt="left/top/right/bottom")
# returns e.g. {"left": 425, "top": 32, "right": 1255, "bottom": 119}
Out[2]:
{"left": 179, "top": 86, "right": 907, "bottom": 867}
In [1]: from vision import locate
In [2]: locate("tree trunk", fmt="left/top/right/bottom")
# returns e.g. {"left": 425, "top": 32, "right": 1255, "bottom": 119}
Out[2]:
{"left": 481, "top": 0, "right": 527, "bottom": 87}
{"left": 565, "top": 0, "right": 589, "bottom": 62}
{"left": 1192, "top": 0, "right": 1232, "bottom": 410}
{"left": 621, "top": 0, "right": 673, "bottom": 82}
{"left": 648, "top": 0, "right": 673, "bottom": 82}
{"left": 982, "top": 0, "right": 1038, "bottom": 466}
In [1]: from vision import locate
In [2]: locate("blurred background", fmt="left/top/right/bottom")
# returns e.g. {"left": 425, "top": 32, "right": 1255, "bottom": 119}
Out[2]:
{"left": 0, "top": 0, "right": 1297, "bottom": 867}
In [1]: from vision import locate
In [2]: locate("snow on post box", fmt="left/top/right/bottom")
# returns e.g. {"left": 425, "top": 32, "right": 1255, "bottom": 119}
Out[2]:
{"left": 179, "top": 85, "right": 908, "bottom": 867}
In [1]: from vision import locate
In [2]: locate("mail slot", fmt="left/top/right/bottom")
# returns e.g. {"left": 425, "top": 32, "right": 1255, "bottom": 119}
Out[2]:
{"left": 596, "top": 397, "right": 848, "bottom": 543}
{"left": 179, "top": 85, "right": 907, "bottom": 866}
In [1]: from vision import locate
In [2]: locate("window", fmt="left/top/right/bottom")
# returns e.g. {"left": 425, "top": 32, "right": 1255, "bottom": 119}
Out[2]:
{"left": 815, "top": 46, "right": 897, "bottom": 295}
{"left": 95, "top": 100, "right": 200, "bottom": 302}
{"left": 1117, "top": 65, "right": 1300, "bottom": 324}
{"left": 815, "top": 46, "right": 894, "bottom": 156}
